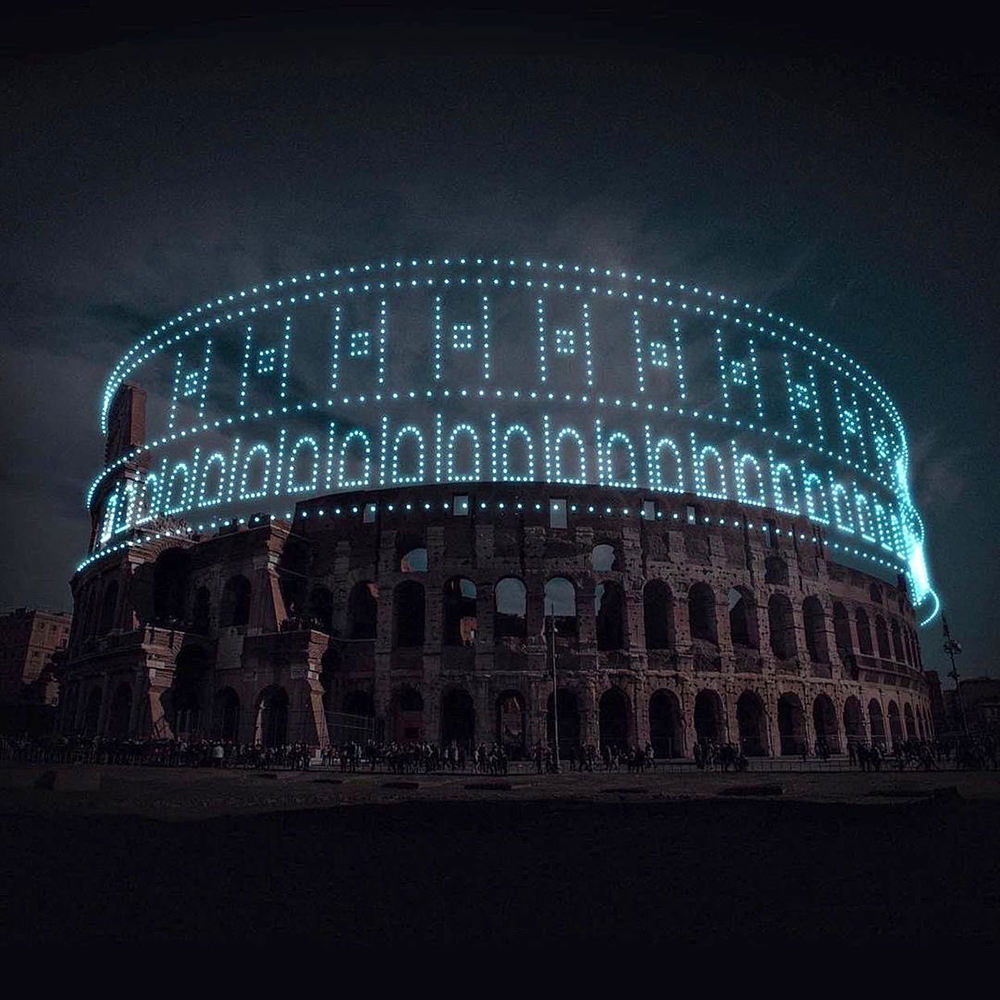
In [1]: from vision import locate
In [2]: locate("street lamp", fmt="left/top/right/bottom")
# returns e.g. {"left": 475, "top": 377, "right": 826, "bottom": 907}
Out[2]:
{"left": 545, "top": 601, "right": 560, "bottom": 773}
{"left": 942, "top": 615, "right": 966, "bottom": 735}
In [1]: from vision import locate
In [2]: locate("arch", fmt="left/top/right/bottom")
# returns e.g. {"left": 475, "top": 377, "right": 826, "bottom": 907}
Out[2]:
{"left": 869, "top": 583, "right": 882, "bottom": 604}
{"left": 347, "top": 581, "right": 378, "bottom": 640}
{"left": 891, "top": 619, "right": 905, "bottom": 662}
{"left": 169, "top": 646, "right": 210, "bottom": 737}
{"left": 590, "top": 543, "right": 617, "bottom": 572}
{"left": 212, "top": 688, "right": 240, "bottom": 741}
{"left": 649, "top": 690, "right": 684, "bottom": 758}
{"left": 868, "top": 699, "right": 887, "bottom": 747}
{"left": 688, "top": 583, "right": 717, "bottom": 644}
{"left": 832, "top": 602, "right": 853, "bottom": 657}
{"left": 220, "top": 574, "right": 252, "bottom": 628}
{"left": 107, "top": 682, "right": 132, "bottom": 737}
{"left": 192, "top": 586, "right": 211, "bottom": 633}
{"left": 256, "top": 686, "right": 289, "bottom": 747}
{"left": 873, "top": 615, "right": 890, "bottom": 659}
{"left": 727, "top": 587, "right": 758, "bottom": 649}
{"left": 98, "top": 580, "right": 119, "bottom": 636}
{"left": 393, "top": 580, "right": 425, "bottom": 648}
{"left": 855, "top": 608, "right": 874, "bottom": 655}
{"left": 598, "top": 687, "right": 631, "bottom": 749}
{"left": 693, "top": 689, "right": 724, "bottom": 743}
{"left": 768, "top": 593, "right": 796, "bottom": 660}
{"left": 764, "top": 555, "right": 789, "bottom": 587}
{"left": 595, "top": 580, "right": 625, "bottom": 651}
{"left": 153, "top": 547, "right": 190, "bottom": 623}
{"left": 399, "top": 546, "right": 428, "bottom": 572}
{"left": 812, "top": 694, "right": 840, "bottom": 753}
{"left": 736, "top": 690, "right": 768, "bottom": 756}
{"left": 903, "top": 703, "right": 917, "bottom": 739}
{"left": 443, "top": 577, "right": 478, "bottom": 646}
{"left": 802, "top": 596, "right": 829, "bottom": 664}
{"left": 887, "top": 700, "right": 903, "bottom": 747}
{"left": 546, "top": 688, "right": 581, "bottom": 754}
{"left": 544, "top": 577, "right": 577, "bottom": 637}
{"left": 496, "top": 690, "right": 527, "bottom": 757}
{"left": 308, "top": 586, "right": 333, "bottom": 632}
{"left": 643, "top": 580, "right": 675, "bottom": 650}
{"left": 441, "top": 688, "right": 476, "bottom": 749}
{"left": 391, "top": 686, "right": 424, "bottom": 742}
{"left": 494, "top": 577, "right": 527, "bottom": 641}
{"left": 83, "top": 687, "right": 102, "bottom": 736}
{"left": 777, "top": 693, "right": 806, "bottom": 756}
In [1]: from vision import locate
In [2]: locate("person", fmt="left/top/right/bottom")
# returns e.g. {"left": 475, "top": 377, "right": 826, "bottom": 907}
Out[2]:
{"left": 212, "top": 742, "right": 224, "bottom": 768}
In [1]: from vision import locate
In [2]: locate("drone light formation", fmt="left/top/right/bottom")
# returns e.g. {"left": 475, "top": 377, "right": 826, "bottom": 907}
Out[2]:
{"left": 83, "top": 256, "right": 939, "bottom": 625}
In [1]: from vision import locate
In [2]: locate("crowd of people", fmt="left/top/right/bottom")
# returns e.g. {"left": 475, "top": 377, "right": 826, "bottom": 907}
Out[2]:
{"left": 0, "top": 731, "right": 997, "bottom": 772}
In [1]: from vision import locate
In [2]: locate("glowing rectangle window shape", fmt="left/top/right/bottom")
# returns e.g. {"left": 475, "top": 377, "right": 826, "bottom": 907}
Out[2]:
{"left": 363, "top": 502, "right": 377, "bottom": 524}
{"left": 685, "top": 504, "right": 697, "bottom": 524}
{"left": 453, "top": 494, "right": 469, "bottom": 516}
{"left": 550, "top": 498, "right": 567, "bottom": 529}
{"left": 642, "top": 500, "right": 656, "bottom": 521}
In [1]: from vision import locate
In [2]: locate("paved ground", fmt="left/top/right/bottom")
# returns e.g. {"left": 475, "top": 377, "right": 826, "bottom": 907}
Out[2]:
{"left": 2, "top": 764, "right": 998, "bottom": 947}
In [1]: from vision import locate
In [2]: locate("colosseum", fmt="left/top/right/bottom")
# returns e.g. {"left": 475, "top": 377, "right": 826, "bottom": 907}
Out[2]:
{"left": 57, "top": 256, "right": 938, "bottom": 756}
{"left": 59, "top": 477, "right": 933, "bottom": 757}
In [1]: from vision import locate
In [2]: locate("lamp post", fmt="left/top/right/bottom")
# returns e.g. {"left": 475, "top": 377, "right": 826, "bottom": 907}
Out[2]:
{"left": 546, "top": 601, "right": 560, "bottom": 773}
{"left": 942, "top": 615, "right": 966, "bottom": 735}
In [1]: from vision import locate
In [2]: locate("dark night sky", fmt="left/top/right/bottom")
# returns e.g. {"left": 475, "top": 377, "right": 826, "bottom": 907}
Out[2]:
{"left": 1, "top": 7, "right": 997, "bottom": 677}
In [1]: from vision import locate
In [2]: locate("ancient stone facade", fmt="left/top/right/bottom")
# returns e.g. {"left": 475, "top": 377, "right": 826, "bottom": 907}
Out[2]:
{"left": 58, "top": 483, "right": 933, "bottom": 756}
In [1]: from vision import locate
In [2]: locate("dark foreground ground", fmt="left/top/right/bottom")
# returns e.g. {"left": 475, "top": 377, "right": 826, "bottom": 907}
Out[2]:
{"left": 2, "top": 767, "right": 998, "bottom": 948}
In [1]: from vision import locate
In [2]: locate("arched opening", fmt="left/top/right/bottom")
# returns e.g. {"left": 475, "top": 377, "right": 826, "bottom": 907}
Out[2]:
{"left": 598, "top": 687, "right": 631, "bottom": 749}
{"left": 308, "top": 586, "right": 333, "bottom": 632}
{"left": 192, "top": 586, "right": 211, "bottom": 633}
{"left": 169, "top": 646, "right": 210, "bottom": 737}
{"left": 688, "top": 583, "right": 717, "bottom": 644}
{"left": 832, "top": 602, "right": 852, "bottom": 657}
{"left": 649, "top": 690, "right": 683, "bottom": 758}
{"left": 98, "top": 580, "right": 119, "bottom": 636}
{"left": 868, "top": 699, "right": 887, "bottom": 747}
{"left": 546, "top": 688, "right": 580, "bottom": 754}
{"left": 844, "top": 696, "right": 865, "bottom": 747}
{"left": 777, "top": 693, "right": 806, "bottom": 756}
{"left": 887, "top": 700, "right": 903, "bottom": 747}
{"left": 891, "top": 619, "right": 905, "bottom": 662}
{"left": 153, "top": 547, "right": 191, "bottom": 623}
{"left": 494, "top": 578, "right": 527, "bottom": 641}
{"left": 903, "top": 703, "right": 916, "bottom": 739}
{"left": 643, "top": 580, "right": 674, "bottom": 650}
{"left": 544, "top": 577, "right": 577, "bottom": 637}
{"left": 764, "top": 555, "right": 789, "bottom": 587}
{"left": 874, "top": 616, "right": 891, "bottom": 659}
{"left": 443, "top": 577, "right": 478, "bottom": 646}
{"left": 213, "top": 688, "right": 240, "bottom": 742}
{"left": 83, "top": 687, "right": 102, "bottom": 736}
{"left": 107, "top": 682, "right": 132, "bottom": 737}
{"left": 256, "top": 686, "right": 289, "bottom": 747}
{"left": 399, "top": 546, "right": 428, "bottom": 572}
{"left": 812, "top": 694, "right": 840, "bottom": 753}
{"left": 393, "top": 580, "right": 425, "bottom": 648}
{"left": 441, "top": 688, "right": 476, "bottom": 750}
{"left": 803, "top": 596, "right": 829, "bottom": 664}
{"left": 768, "top": 593, "right": 796, "bottom": 660}
{"left": 347, "top": 581, "right": 378, "bottom": 639}
{"left": 727, "top": 587, "right": 758, "bottom": 649}
{"left": 693, "top": 689, "right": 724, "bottom": 743}
{"left": 595, "top": 581, "right": 625, "bottom": 651}
{"left": 736, "top": 690, "right": 767, "bottom": 756}
{"left": 496, "top": 691, "right": 527, "bottom": 758}
{"left": 855, "top": 608, "right": 873, "bottom": 655}
{"left": 590, "top": 543, "right": 617, "bottom": 572}
{"left": 391, "top": 686, "right": 424, "bottom": 742}
{"left": 869, "top": 583, "right": 882, "bottom": 604}
{"left": 220, "top": 575, "right": 252, "bottom": 628}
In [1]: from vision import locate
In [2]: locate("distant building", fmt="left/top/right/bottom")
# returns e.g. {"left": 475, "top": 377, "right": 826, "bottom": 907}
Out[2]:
{"left": 943, "top": 675, "right": 1000, "bottom": 734}
{"left": 0, "top": 608, "right": 72, "bottom": 734}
